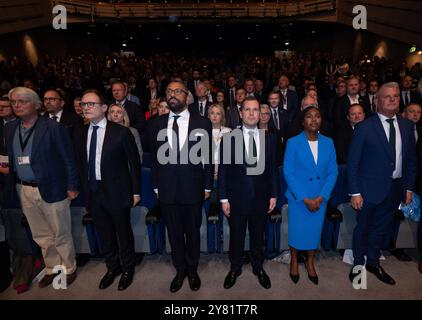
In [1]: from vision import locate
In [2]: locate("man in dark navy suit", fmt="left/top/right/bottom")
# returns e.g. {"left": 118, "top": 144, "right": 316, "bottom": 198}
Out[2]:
{"left": 218, "top": 97, "right": 278, "bottom": 290}
{"left": 348, "top": 82, "right": 417, "bottom": 285}
{"left": 188, "top": 82, "right": 212, "bottom": 117}
{"left": 277, "top": 75, "right": 299, "bottom": 125}
{"left": 148, "top": 80, "right": 213, "bottom": 293}
{"left": 4, "top": 87, "right": 80, "bottom": 288}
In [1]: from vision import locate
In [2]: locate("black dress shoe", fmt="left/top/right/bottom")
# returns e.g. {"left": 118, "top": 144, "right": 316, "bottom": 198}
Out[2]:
{"left": 366, "top": 265, "right": 396, "bottom": 285}
{"left": 253, "top": 269, "right": 271, "bottom": 289}
{"left": 289, "top": 273, "right": 299, "bottom": 284}
{"left": 170, "top": 272, "right": 186, "bottom": 293}
{"left": 118, "top": 271, "right": 134, "bottom": 291}
{"left": 99, "top": 270, "right": 122, "bottom": 290}
{"left": 390, "top": 248, "right": 412, "bottom": 262}
{"left": 188, "top": 272, "right": 201, "bottom": 291}
{"left": 224, "top": 270, "right": 241, "bottom": 289}
{"left": 308, "top": 274, "right": 318, "bottom": 285}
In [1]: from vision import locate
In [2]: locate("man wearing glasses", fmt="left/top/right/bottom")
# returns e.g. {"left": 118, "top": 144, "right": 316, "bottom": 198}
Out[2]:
{"left": 148, "top": 81, "right": 213, "bottom": 293}
{"left": 43, "top": 89, "right": 82, "bottom": 136}
{"left": 74, "top": 89, "right": 141, "bottom": 291}
{"left": 4, "top": 87, "right": 80, "bottom": 288}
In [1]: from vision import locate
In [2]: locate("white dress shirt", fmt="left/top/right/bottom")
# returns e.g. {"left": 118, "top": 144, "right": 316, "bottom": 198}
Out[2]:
{"left": 242, "top": 126, "right": 260, "bottom": 162}
{"left": 87, "top": 117, "right": 107, "bottom": 180}
{"left": 167, "top": 109, "right": 190, "bottom": 150}
{"left": 49, "top": 109, "right": 63, "bottom": 122}
{"left": 348, "top": 94, "right": 360, "bottom": 105}
{"left": 308, "top": 140, "right": 318, "bottom": 165}
{"left": 378, "top": 113, "right": 402, "bottom": 179}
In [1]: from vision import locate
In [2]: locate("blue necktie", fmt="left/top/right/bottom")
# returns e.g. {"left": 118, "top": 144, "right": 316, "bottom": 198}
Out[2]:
{"left": 89, "top": 126, "right": 99, "bottom": 192}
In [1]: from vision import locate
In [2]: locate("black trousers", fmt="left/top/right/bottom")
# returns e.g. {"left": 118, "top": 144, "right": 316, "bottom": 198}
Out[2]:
{"left": 89, "top": 185, "right": 135, "bottom": 273}
{"left": 161, "top": 202, "right": 202, "bottom": 275}
{"left": 228, "top": 213, "right": 266, "bottom": 273}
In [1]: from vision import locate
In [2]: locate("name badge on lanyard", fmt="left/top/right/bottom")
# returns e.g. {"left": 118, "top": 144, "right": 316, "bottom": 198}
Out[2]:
{"left": 17, "top": 156, "right": 30, "bottom": 165}
{"left": 17, "top": 120, "right": 37, "bottom": 166}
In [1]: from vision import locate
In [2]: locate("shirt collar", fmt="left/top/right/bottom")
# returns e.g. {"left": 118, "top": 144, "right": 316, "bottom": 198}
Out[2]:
{"left": 50, "top": 109, "right": 63, "bottom": 119}
{"left": 377, "top": 113, "right": 397, "bottom": 122}
{"left": 169, "top": 108, "right": 189, "bottom": 120}
{"left": 242, "top": 126, "right": 258, "bottom": 136}
{"left": 90, "top": 117, "right": 107, "bottom": 129}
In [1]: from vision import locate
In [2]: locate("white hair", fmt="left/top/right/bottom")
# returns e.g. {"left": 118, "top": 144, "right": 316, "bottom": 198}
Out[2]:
{"left": 377, "top": 82, "right": 400, "bottom": 97}
{"left": 8, "top": 86, "right": 42, "bottom": 109}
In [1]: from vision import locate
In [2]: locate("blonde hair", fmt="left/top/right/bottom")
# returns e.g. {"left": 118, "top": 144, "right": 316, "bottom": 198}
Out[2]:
{"left": 208, "top": 103, "right": 226, "bottom": 126}
{"left": 107, "top": 103, "right": 130, "bottom": 127}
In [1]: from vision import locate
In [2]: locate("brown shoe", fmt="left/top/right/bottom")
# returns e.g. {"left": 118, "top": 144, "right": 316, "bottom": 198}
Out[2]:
{"left": 418, "top": 261, "right": 422, "bottom": 275}
{"left": 66, "top": 270, "right": 77, "bottom": 286}
{"left": 38, "top": 274, "right": 57, "bottom": 288}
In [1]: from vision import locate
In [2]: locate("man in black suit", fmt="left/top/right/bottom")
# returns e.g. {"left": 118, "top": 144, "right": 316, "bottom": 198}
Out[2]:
{"left": 244, "top": 79, "right": 256, "bottom": 98}
{"left": 224, "top": 75, "right": 238, "bottom": 109}
{"left": 188, "top": 82, "right": 212, "bottom": 117}
{"left": 254, "top": 79, "right": 266, "bottom": 104}
{"left": 5, "top": 87, "right": 79, "bottom": 288}
{"left": 43, "top": 89, "right": 83, "bottom": 136}
{"left": 267, "top": 91, "right": 287, "bottom": 137}
{"left": 148, "top": 80, "right": 213, "bottom": 293}
{"left": 334, "top": 103, "right": 365, "bottom": 165}
{"left": 226, "top": 88, "right": 246, "bottom": 130}
{"left": 400, "top": 75, "right": 421, "bottom": 112}
{"left": 75, "top": 89, "right": 141, "bottom": 291}
{"left": 333, "top": 76, "right": 371, "bottom": 131}
{"left": 219, "top": 97, "right": 278, "bottom": 289}
{"left": 277, "top": 75, "right": 299, "bottom": 125}
{"left": 112, "top": 81, "right": 147, "bottom": 134}
{"left": 187, "top": 69, "right": 201, "bottom": 95}
{"left": 141, "top": 78, "right": 163, "bottom": 111}
{"left": 367, "top": 80, "right": 379, "bottom": 114}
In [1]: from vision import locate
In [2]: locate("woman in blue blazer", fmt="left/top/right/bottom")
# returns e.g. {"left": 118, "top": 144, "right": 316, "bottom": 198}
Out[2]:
{"left": 284, "top": 106, "right": 338, "bottom": 285}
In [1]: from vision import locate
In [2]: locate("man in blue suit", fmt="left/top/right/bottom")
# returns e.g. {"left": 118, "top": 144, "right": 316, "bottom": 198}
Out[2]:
{"left": 348, "top": 82, "right": 417, "bottom": 285}
{"left": 218, "top": 97, "right": 278, "bottom": 290}
{"left": 4, "top": 87, "right": 80, "bottom": 288}
{"left": 148, "top": 80, "right": 213, "bottom": 293}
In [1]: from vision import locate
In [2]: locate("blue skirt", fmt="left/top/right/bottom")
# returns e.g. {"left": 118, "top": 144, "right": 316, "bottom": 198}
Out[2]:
{"left": 287, "top": 200, "right": 327, "bottom": 250}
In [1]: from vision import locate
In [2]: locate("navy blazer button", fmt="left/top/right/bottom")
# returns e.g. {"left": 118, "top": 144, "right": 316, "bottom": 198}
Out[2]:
{"left": 317, "top": 177, "right": 320, "bottom": 180}
{"left": 309, "top": 178, "right": 313, "bottom": 181}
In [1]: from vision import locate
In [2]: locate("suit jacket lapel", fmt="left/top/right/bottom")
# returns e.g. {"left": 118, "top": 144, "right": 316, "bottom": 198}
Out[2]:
{"left": 31, "top": 117, "right": 47, "bottom": 158}
{"left": 300, "top": 131, "right": 317, "bottom": 169}
{"left": 101, "top": 121, "right": 112, "bottom": 175}
{"left": 373, "top": 115, "right": 394, "bottom": 160}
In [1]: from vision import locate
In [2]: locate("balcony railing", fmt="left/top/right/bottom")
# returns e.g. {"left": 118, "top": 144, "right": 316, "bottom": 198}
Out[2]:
{"left": 51, "top": 0, "right": 335, "bottom": 19}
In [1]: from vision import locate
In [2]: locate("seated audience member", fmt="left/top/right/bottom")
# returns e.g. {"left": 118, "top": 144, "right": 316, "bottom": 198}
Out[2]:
{"left": 108, "top": 103, "right": 143, "bottom": 164}
{"left": 334, "top": 103, "right": 365, "bottom": 165}
{"left": 259, "top": 104, "right": 283, "bottom": 167}
{"left": 145, "top": 98, "right": 159, "bottom": 121}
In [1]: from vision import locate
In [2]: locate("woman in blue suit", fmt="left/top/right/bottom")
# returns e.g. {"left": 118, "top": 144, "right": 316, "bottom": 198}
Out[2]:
{"left": 284, "top": 106, "right": 338, "bottom": 285}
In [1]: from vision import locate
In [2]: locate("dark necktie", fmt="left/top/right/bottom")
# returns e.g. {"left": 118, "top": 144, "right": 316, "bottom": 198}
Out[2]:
{"left": 89, "top": 125, "right": 99, "bottom": 192}
{"left": 173, "top": 115, "right": 180, "bottom": 162}
{"left": 52, "top": 115, "right": 58, "bottom": 122}
{"left": 386, "top": 118, "right": 396, "bottom": 170}
{"left": 199, "top": 102, "right": 204, "bottom": 116}
{"left": 246, "top": 131, "right": 257, "bottom": 167}
{"left": 273, "top": 109, "right": 280, "bottom": 130}
{"left": 405, "top": 92, "right": 410, "bottom": 106}
{"left": 281, "top": 91, "right": 287, "bottom": 108}
{"left": 371, "top": 96, "right": 376, "bottom": 113}
{"left": 230, "top": 88, "right": 235, "bottom": 106}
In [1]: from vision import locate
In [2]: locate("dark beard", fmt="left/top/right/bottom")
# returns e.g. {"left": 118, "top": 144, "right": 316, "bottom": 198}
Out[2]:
{"left": 168, "top": 97, "right": 186, "bottom": 113}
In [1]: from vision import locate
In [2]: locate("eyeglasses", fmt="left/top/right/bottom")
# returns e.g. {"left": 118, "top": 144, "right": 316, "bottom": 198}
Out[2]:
{"left": 166, "top": 88, "right": 188, "bottom": 96}
{"left": 43, "top": 97, "right": 61, "bottom": 102}
{"left": 81, "top": 101, "right": 102, "bottom": 108}
{"left": 9, "top": 99, "right": 31, "bottom": 106}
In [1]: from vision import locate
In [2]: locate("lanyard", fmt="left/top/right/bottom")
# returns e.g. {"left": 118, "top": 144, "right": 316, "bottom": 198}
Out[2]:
{"left": 19, "top": 120, "right": 37, "bottom": 152}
